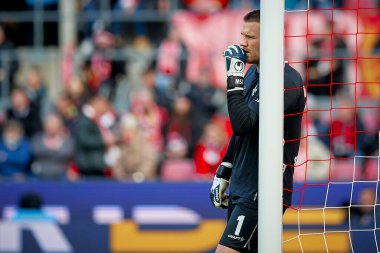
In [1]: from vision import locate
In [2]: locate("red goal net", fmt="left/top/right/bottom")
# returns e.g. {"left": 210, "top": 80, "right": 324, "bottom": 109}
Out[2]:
{"left": 283, "top": 1, "right": 380, "bottom": 252}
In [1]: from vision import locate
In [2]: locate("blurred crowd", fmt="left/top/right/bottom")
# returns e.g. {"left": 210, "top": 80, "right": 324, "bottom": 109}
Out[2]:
{"left": 0, "top": 0, "right": 379, "bottom": 182}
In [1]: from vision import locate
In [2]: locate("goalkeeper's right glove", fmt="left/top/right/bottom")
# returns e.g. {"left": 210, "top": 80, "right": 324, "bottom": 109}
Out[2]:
{"left": 223, "top": 45, "right": 247, "bottom": 92}
{"left": 210, "top": 162, "right": 232, "bottom": 209}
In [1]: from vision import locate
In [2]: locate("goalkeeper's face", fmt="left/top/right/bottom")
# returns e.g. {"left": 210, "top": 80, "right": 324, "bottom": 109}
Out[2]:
{"left": 240, "top": 21, "right": 260, "bottom": 65}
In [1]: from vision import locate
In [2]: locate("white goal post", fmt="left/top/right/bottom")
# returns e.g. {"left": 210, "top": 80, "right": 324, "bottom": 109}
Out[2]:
{"left": 258, "top": 1, "right": 285, "bottom": 252}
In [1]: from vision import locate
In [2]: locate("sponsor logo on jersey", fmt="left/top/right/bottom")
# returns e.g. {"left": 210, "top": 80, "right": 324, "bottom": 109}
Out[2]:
{"left": 228, "top": 234, "right": 246, "bottom": 242}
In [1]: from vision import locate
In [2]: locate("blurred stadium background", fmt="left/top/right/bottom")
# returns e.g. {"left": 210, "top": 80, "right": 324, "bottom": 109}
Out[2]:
{"left": 0, "top": 0, "right": 379, "bottom": 252}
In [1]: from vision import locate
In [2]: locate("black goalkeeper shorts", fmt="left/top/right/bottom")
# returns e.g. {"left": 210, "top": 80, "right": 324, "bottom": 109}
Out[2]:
{"left": 219, "top": 197, "right": 258, "bottom": 253}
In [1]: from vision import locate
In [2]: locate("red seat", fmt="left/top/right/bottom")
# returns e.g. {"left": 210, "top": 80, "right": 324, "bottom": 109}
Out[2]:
{"left": 363, "top": 158, "right": 379, "bottom": 181}
{"left": 161, "top": 159, "right": 195, "bottom": 181}
{"left": 330, "top": 159, "right": 356, "bottom": 181}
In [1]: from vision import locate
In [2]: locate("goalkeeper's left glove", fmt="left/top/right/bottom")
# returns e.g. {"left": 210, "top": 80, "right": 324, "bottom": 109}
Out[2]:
{"left": 210, "top": 162, "right": 232, "bottom": 209}
{"left": 223, "top": 45, "right": 247, "bottom": 92}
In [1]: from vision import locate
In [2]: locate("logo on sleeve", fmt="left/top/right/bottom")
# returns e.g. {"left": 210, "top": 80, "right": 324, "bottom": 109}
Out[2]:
{"left": 251, "top": 85, "right": 259, "bottom": 102}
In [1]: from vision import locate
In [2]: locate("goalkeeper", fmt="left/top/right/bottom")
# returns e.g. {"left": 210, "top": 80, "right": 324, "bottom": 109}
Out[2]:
{"left": 210, "top": 10, "right": 306, "bottom": 253}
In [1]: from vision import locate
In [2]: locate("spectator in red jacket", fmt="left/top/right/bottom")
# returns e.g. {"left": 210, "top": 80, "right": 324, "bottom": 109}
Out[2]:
{"left": 193, "top": 120, "right": 228, "bottom": 179}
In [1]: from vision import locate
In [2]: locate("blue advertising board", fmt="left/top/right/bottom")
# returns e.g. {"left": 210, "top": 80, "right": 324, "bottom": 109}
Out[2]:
{"left": 0, "top": 181, "right": 378, "bottom": 252}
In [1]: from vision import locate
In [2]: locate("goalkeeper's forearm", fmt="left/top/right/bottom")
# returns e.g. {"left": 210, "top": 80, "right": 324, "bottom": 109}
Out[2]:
{"left": 222, "top": 134, "right": 236, "bottom": 166}
{"left": 227, "top": 77, "right": 258, "bottom": 135}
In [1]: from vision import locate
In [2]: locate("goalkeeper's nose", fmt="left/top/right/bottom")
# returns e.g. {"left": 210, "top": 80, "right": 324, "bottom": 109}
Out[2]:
{"left": 240, "top": 42, "right": 248, "bottom": 52}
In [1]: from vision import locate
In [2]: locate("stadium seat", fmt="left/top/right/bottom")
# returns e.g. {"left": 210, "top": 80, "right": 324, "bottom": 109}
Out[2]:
{"left": 161, "top": 159, "right": 195, "bottom": 181}
{"left": 330, "top": 159, "right": 357, "bottom": 181}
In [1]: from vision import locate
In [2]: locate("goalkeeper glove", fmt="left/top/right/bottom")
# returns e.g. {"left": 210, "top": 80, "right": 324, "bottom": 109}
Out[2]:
{"left": 223, "top": 45, "right": 247, "bottom": 92}
{"left": 210, "top": 162, "right": 232, "bottom": 209}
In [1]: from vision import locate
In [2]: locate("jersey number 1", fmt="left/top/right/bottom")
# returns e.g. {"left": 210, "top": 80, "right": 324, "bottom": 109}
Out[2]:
{"left": 234, "top": 215, "right": 245, "bottom": 236}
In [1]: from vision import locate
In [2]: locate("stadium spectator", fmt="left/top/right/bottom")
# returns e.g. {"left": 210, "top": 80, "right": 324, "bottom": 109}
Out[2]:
{"left": 306, "top": 20, "right": 348, "bottom": 98}
{"left": 64, "top": 75, "right": 88, "bottom": 107}
{"left": 0, "top": 120, "right": 31, "bottom": 179}
{"left": 53, "top": 75, "right": 87, "bottom": 131}
{"left": 313, "top": 95, "right": 366, "bottom": 158}
{"left": 186, "top": 68, "right": 221, "bottom": 150}
{"left": 130, "top": 89, "right": 168, "bottom": 153}
{"left": 22, "top": 65, "right": 51, "bottom": 119}
{"left": 0, "top": 24, "right": 19, "bottom": 97}
{"left": 347, "top": 188, "right": 379, "bottom": 228}
{"left": 156, "top": 25, "right": 186, "bottom": 94}
{"left": 82, "top": 30, "right": 126, "bottom": 100}
{"left": 54, "top": 93, "right": 79, "bottom": 130}
{"left": 73, "top": 95, "right": 115, "bottom": 177}
{"left": 30, "top": 114, "right": 74, "bottom": 180}
{"left": 6, "top": 88, "right": 42, "bottom": 138}
{"left": 142, "top": 65, "right": 173, "bottom": 111}
{"left": 12, "top": 192, "right": 56, "bottom": 222}
{"left": 164, "top": 95, "right": 192, "bottom": 159}
{"left": 98, "top": 99, "right": 119, "bottom": 174}
{"left": 193, "top": 120, "right": 228, "bottom": 179}
{"left": 111, "top": 113, "right": 158, "bottom": 182}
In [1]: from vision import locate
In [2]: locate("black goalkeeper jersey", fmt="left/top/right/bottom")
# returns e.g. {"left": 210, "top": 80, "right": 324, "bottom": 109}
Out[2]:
{"left": 225, "top": 63, "right": 306, "bottom": 208}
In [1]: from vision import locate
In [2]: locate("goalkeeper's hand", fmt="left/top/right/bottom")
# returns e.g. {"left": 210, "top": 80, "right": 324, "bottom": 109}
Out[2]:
{"left": 223, "top": 45, "right": 246, "bottom": 92}
{"left": 210, "top": 162, "right": 232, "bottom": 209}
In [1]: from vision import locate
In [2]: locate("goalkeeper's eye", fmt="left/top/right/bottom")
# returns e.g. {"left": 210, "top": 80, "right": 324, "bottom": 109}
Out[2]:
{"left": 241, "top": 33, "right": 255, "bottom": 40}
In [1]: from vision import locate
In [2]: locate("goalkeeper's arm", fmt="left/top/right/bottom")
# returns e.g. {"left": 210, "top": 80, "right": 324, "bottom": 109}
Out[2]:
{"left": 227, "top": 89, "right": 258, "bottom": 136}
{"left": 223, "top": 45, "right": 258, "bottom": 136}
{"left": 222, "top": 134, "right": 235, "bottom": 165}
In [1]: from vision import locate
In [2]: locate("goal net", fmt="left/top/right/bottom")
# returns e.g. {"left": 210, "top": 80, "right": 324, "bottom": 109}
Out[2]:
{"left": 283, "top": 1, "right": 380, "bottom": 252}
